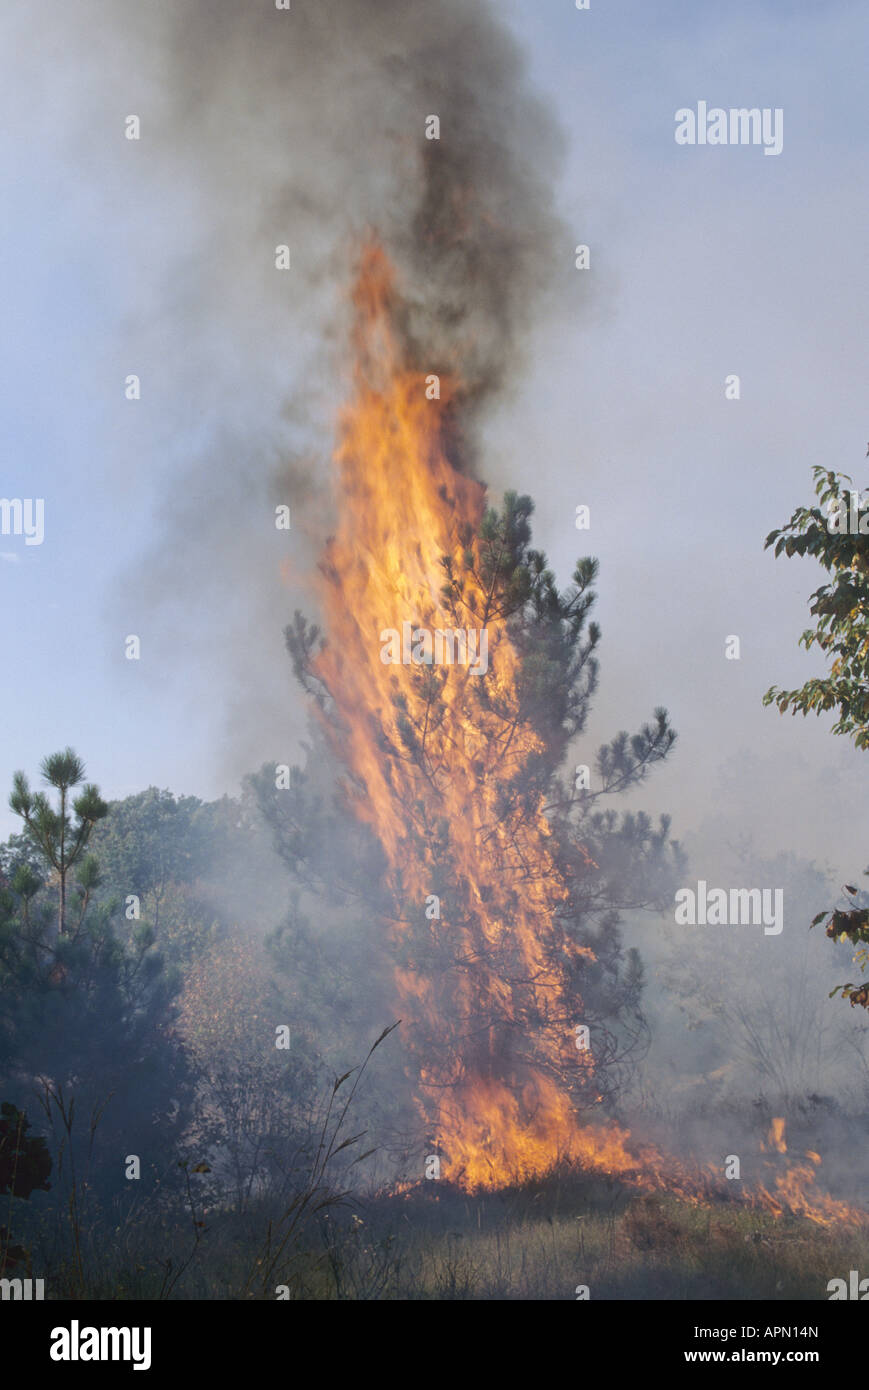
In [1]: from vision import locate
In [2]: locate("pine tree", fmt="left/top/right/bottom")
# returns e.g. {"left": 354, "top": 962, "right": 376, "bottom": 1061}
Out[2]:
{"left": 258, "top": 492, "right": 680, "bottom": 1167}
{"left": 9, "top": 748, "right": 108, "bottom": 938}
{"left": 0, "top": 759, "right": 193, "bottom": 1201}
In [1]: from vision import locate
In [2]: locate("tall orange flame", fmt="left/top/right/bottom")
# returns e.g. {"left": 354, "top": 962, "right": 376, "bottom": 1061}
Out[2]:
{"left": 301, "top": 241, "right": 865, "bottom": 1224}
{"left": 312, "top": 242, "right": 608, "bottom": 1188}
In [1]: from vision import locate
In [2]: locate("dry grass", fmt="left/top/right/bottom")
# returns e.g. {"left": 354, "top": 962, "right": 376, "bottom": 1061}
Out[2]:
{"left": 50, "top": 1172, "right": 862, "bottom": 1301}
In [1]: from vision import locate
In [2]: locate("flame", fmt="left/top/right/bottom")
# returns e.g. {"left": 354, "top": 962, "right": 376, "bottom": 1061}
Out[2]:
{"left": 755, "top": 1117, "right": 863, "bottom": 1226}
{"left": 309, "top": 241, "right": 631, "bottom": 1188}
{"left": 766, "top": 1117, "right": 788, "bottom": 1154}
{"left": 299, "top": 240, "right": 865, "bottom": 1225}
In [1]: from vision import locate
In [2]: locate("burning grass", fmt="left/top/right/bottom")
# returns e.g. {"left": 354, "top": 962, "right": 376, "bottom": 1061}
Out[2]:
{"left": 288, "top": 1174, "right": 869, "bottom": 1300}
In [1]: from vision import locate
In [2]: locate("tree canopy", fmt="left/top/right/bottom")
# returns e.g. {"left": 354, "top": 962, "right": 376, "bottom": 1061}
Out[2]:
{"left": 764, "top": 460, "right": 869, "bottom": 1007}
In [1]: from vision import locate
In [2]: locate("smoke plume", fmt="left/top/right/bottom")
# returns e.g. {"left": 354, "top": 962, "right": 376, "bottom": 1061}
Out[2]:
{"left": 90, "top": 0, "right": 572, "bottom": 773}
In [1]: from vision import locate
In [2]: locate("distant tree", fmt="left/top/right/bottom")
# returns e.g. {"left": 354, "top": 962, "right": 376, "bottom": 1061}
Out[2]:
{"left": 661, "top": 850, "right": 858, "bottom": 1102}
{"left": 9, "top": 748, "right": 108, "bottom": 937}
{"left": 86, "top": 788, "right": 211, "bottom": 933}
{"left": 87, "top": 787, "right": 285, "bottom": 964}
{"left": 0, "top": 832, "right": 44, "bottom": 885}
{"left": 764, "top": 460, "right": 869, "bottom": 1007}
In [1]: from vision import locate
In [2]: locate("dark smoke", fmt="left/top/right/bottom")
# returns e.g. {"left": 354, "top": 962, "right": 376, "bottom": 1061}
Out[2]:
{"left": 92, "top": 0, "right": 572, "bottom": 773}
{"left": 154, "top": 0, "right": 568, "bottom": 402}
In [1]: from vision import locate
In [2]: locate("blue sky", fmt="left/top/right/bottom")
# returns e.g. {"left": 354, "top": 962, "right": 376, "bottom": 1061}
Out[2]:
{"left": 1, "top": 0, "right": 867, "bottom": 885}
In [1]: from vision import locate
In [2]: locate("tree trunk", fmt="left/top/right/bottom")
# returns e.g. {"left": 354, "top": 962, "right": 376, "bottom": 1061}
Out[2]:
{"left": 58, "top": 787, "right": 66, "bottom": 936}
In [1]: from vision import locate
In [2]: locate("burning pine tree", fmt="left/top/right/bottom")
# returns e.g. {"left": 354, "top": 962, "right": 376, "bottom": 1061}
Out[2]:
{"left": 267, "top": 244, "right": 681, "bottom": 1190}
